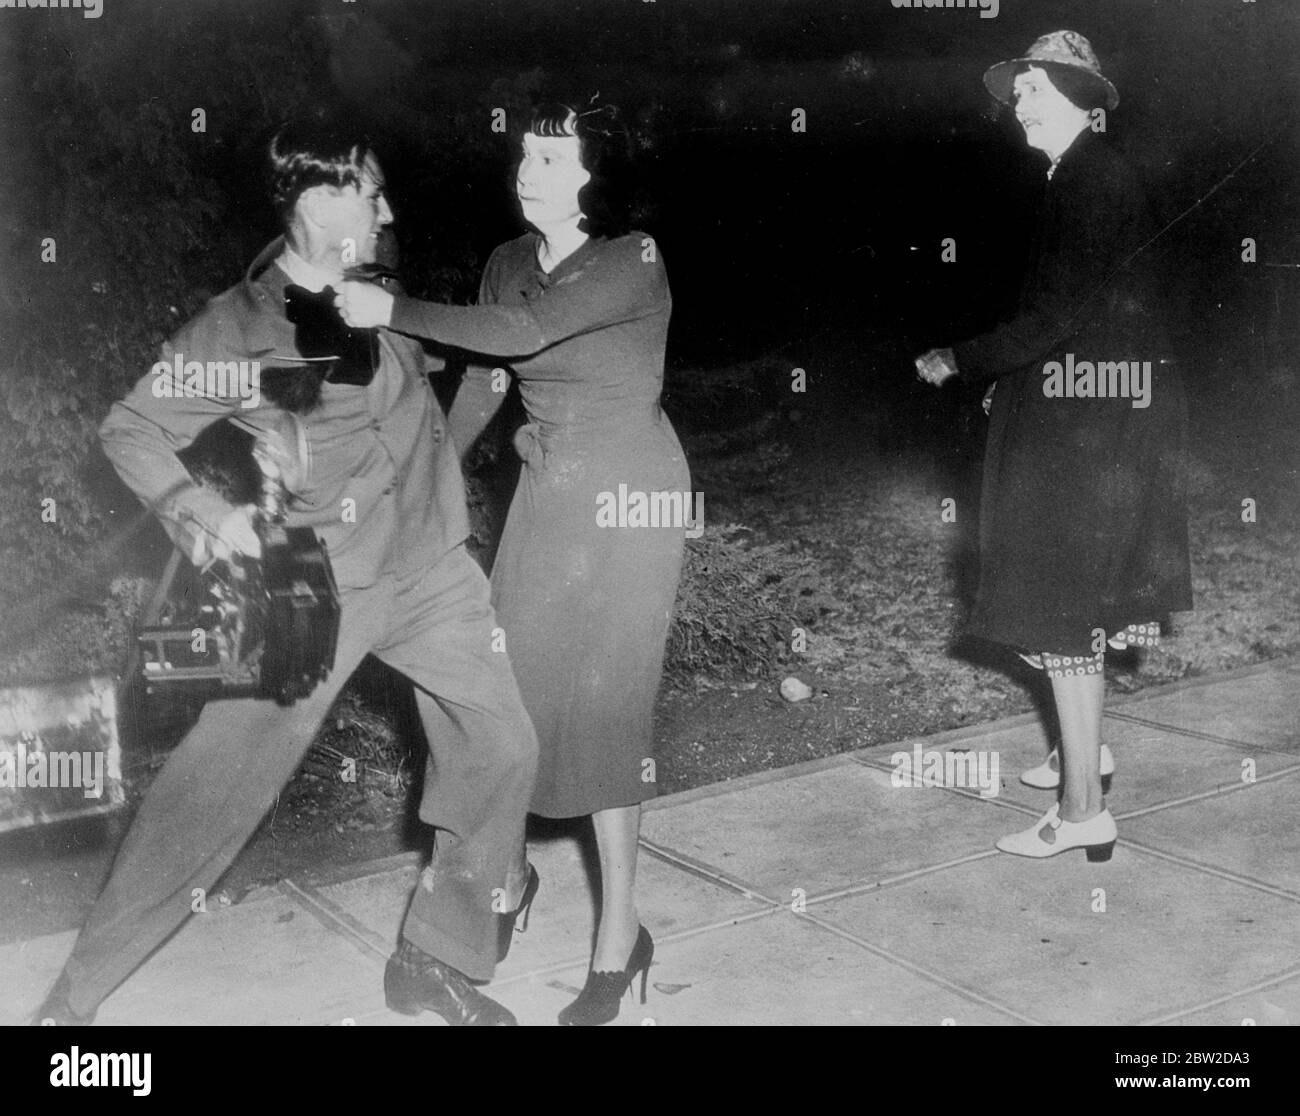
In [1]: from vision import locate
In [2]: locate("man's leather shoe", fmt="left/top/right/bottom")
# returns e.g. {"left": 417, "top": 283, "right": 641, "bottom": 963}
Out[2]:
{"left": 30, "top": 972, "right": 96, "bottom": 1026}
{"left": 384, "top": 938, "right": 516, "bottom": 1026}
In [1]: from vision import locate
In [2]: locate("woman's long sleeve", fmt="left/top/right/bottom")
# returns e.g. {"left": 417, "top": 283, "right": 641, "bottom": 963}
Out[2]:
{"left": 389, "top": 235, "right": 668, "bottom": 360}
{"left": 446, "top": 257, "right": 511, "bottom": 457}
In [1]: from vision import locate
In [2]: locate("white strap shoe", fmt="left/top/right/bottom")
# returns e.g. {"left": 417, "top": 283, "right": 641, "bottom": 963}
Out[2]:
{"left": 1020, "top": 744, "right": 1115, "bottom": 789}
{"left": 996, "top": 802, "right": 1118, "bottom": 861}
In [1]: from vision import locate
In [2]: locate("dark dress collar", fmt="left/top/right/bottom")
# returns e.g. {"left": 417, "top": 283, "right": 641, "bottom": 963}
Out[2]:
{"left": 529, "top": 232, "right": 601, "bottom": 285}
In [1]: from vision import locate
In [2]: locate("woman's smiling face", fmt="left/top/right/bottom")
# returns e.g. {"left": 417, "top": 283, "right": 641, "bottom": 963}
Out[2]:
{"left": 516, "top": 131, "right": 592, "bottom": 227}
{"left": 1012, "top": 66, "right": 1088, "bottom": 157}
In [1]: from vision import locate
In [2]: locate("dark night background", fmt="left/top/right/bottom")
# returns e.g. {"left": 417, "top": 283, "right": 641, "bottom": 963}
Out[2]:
{"left": 1, "top": 0, "right": 1297, "bottom": 658}
{"left": 4, "top": 0, "right": 1298, "bottom": 370}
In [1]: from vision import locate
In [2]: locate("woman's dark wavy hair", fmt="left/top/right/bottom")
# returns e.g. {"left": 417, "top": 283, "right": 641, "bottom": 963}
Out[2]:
{"left": 268, "top": 116, "right": 373, "bottom": 226}
{"left": 527, "top": 99, "right": 649, "bottom": 238}
{"left": 1012, "top": 61, "right": 1111, "bottom": 113}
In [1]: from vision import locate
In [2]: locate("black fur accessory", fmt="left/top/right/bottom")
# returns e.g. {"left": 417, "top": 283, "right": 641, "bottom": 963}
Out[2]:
{"left": 260, "top": 282, "right": 382, "bottom": 412}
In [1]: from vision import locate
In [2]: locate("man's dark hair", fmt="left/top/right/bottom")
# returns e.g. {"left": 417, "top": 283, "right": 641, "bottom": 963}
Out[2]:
{"left": 1013, "top": 61, "right": 1111, "bottom": 113}
{"left": 527, "top": 99, "right": 649, "bottom": 238}
{"left": 268, "top": 117, "right": 373, "bottom": 226}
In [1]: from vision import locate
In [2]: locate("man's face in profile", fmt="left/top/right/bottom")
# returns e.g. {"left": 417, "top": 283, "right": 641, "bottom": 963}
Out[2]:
{"left": 307, "top": 153, "right": 393, "bottom": 268}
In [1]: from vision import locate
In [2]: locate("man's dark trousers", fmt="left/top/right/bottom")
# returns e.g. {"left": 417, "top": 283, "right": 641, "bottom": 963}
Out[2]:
{"left": 61, "top": 543, "right": 538, "bottom": 1018}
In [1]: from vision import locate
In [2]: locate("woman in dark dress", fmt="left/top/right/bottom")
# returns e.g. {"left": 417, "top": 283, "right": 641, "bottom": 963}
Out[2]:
{"left": 337, "top": 103, "right": 688, "bottom": 1024}
{"left": 917, "top": 32, "right": 1192, "bottom": 860}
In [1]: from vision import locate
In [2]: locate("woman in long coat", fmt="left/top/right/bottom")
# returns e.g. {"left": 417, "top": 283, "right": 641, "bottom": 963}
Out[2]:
{"left": 338, "top": 102, "right": 688, "bottom": 1023}
{"left": 917, "top": 31, "right": 1192, "bottom": 860}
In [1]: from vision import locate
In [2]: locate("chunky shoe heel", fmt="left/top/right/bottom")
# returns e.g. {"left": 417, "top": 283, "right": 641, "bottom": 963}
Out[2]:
{"left": 1086, "top": 840, "right": 1116, "bottom": 863}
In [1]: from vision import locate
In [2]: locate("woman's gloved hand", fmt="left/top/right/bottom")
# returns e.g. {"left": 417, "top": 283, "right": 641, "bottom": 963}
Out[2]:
{"left": 914, "top": 347, "right": 960, "bottom": 386}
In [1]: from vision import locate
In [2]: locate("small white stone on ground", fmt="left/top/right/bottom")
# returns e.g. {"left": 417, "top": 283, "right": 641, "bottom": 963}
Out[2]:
{"left": 780, "top": 676, "right": 813, "bottom": 702}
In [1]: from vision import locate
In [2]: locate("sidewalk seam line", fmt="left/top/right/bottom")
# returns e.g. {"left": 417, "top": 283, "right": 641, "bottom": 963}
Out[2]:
{"left": 792, "top": 909, "right": 1044, "bottom": 1026}
{"left": 1104, "top": 710, "right": 1297, "bottom": 755}
{"left": 1135, "top": 964, "right": 1300, "bottom": 1025}
{"left": 1113, "top": 761, "right": 1300, "bottom": 823}
{"left": 641, "top": 833, "right": 1020, "bottom": 908}
{"left": 804, "top": 848, "right": 1003, "bottom": 905}
{"left": 638, "top": 837, "right": 783, "bottom": 906}
{"left": 1113, "top": 839, "right": 1300, "bottom": 905}
{"left": 277, "top": 879, "right": 392, "bottom": 968}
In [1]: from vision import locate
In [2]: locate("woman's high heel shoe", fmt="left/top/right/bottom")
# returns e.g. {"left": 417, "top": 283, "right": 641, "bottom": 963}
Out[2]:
{"left": 996, "top": 802, "right": 1118, "bottom": 861}
{"left": 497, "top": 864, "right": 540, "bottom": 963}
{"left": 557, "top": 925, "right": 654, "bottom": 1027}
{"left": 1020, "top": 744, "right": 1115, "bottom": 791}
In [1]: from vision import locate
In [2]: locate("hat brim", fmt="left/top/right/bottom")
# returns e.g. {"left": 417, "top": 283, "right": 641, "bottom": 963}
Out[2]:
{"left": 983, "top": 58, "right": 1119, "bottom": 112}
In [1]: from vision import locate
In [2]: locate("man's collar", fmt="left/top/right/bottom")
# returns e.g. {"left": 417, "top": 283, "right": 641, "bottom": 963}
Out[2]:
{"left": 234, "top": 238, "right": 305, "bottom": 363}
{"left": 276, "top": 243, "right": 344, "bottom": 293}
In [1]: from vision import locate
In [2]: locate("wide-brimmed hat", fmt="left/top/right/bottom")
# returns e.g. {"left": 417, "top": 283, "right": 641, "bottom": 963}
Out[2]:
{"left": 983, "top": 30, "right": 1119, "bottom": 112}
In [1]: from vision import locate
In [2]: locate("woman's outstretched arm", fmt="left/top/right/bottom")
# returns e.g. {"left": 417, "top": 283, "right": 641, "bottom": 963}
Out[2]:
{"left": 339, "top": 235, "right": 668, "bottom": 360}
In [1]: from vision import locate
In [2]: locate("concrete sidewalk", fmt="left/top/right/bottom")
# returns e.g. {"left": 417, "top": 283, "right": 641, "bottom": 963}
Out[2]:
{"left": 4, "top": 659, "right": 1298, "bottom": 1026}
